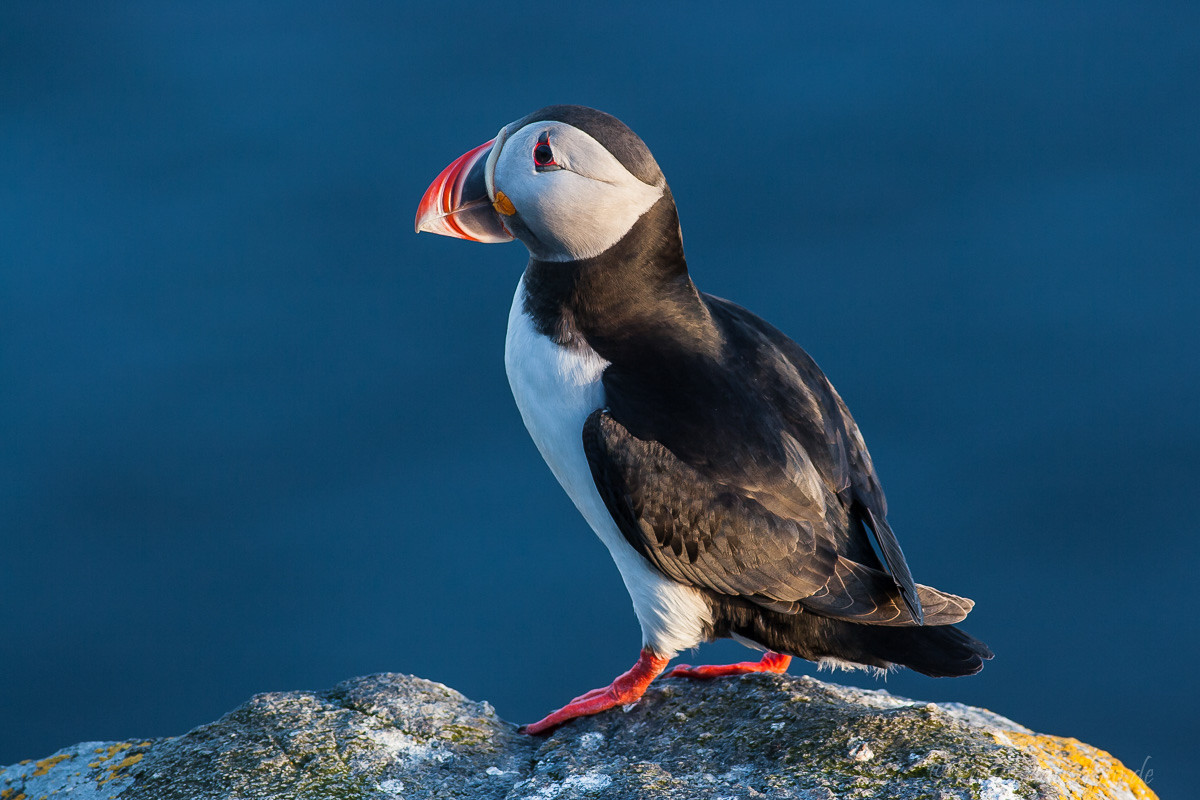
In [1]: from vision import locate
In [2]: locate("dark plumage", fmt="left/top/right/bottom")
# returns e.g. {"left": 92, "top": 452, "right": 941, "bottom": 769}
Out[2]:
{"left": 526, "top": 196, "right": 989, "bottom": 677}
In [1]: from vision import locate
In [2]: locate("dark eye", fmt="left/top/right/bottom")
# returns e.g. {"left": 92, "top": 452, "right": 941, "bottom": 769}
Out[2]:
{"left": 533, "top": 132, "right": 558, "bottom": 168}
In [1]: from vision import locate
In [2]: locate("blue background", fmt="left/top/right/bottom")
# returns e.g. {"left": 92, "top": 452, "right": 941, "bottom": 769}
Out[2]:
{"left": 2, "top": 3, "right": 1194, "bottom": 795}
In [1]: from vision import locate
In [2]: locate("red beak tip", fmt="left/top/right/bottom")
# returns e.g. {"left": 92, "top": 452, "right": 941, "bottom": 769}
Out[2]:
{"left": 415, "top": 137, "right": 513, "bottom": 244}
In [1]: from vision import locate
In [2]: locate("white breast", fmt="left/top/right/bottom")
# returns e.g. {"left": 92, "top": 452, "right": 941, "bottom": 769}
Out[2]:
{"left": 504, "top": 275, "right": 713, "bottom": 656}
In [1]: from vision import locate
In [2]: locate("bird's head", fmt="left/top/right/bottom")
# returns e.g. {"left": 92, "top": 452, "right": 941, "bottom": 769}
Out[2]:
{"left": 415, "top": 105, "right": 672, "bottom": 263}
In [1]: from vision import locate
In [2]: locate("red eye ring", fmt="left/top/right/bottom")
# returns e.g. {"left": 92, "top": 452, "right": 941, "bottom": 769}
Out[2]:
{"left": 533, "top": 132, "right": 557, "bottom": 167}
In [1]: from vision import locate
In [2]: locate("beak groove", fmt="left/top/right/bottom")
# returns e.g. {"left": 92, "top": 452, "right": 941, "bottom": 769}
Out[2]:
{"left": 415, "top": 139, "right": 514, "bottom": 243}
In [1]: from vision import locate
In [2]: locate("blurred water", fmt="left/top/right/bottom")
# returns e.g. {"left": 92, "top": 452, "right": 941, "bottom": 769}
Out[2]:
{"left": 2, "top": 3, "right": 1195, "bottom": 795}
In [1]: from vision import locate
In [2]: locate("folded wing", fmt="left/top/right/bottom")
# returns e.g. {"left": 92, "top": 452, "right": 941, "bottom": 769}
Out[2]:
{"left": 584, "top": 410, "right": 971, "bottom": 627}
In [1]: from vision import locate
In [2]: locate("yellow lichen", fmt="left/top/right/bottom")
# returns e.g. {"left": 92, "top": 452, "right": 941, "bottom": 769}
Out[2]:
{"left": 97, "top": 753, "right": 143, "bottom": 786}
{"left": 997, "top": 730, "right": 1158, "bottom": 800}
{"left": 1, "top": 788, "right": 28, "bottom": 800}
{"left": 31, "top": 754, "right": 71, "bottom": 777}
{"left": 87, "top": 743, "right": 131, "bottom": 769}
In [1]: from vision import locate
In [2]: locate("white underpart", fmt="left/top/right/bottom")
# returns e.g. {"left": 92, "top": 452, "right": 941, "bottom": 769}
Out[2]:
{"left": 504, "top": 276, "right": 713, "bottom": 656}
{"left": 491, "top": 121, "right": 664, "bottom": 262}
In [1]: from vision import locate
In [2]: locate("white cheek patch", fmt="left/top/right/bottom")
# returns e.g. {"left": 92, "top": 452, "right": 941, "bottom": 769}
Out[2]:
{"left": 494, "top": 122, "right": 664, "bottom": 261}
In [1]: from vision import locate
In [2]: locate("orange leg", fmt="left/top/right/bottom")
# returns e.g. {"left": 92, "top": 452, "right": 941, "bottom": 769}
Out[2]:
{"left": 665, "top": 651, "right": 791, "bottom": 680}
{"left": 520, "top": 648, "right": 670, "bottom": 736}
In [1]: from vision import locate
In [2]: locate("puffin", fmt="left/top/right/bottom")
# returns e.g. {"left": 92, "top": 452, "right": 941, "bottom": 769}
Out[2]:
{"left": 414, "top": 105, "right": 991, "bottom": 735}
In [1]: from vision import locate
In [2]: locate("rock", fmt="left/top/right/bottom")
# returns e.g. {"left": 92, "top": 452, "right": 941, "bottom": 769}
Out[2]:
{"left": 0, "top": 672, "right": 1156, "bottom": 800}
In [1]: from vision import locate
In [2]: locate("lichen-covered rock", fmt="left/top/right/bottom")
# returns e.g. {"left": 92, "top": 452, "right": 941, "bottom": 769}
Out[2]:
{"left": 1, "top": 675, "right": 534, "bottom": 800}
{"left": 510, "top": 677, "right": 1156, "bottom": 800}
{"left": 0, "top": 672, "right": 1156, "bottom": 800}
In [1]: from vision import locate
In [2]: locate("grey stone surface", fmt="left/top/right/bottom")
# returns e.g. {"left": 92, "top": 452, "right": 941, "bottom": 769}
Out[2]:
{"left": 1, "top": 672, "right": 1156, "bottom": 800}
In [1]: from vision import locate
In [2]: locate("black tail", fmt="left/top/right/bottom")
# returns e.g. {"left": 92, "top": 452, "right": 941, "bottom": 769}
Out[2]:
{"left": 719, "top": 597, "right": 993, "bottom": 677}
{"left": 854, "top": 622, "right": 994, "bottom": 677}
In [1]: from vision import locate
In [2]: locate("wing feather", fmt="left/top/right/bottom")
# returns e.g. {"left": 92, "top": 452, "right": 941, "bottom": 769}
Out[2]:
{"left": 585, "top": 410, "right": 838, "bottom": 604}
{"left": 705, "top": 296, "right": 925, "bottom": 623}
{"left": 585, "top": 409, "right": 939, "bottom": 626}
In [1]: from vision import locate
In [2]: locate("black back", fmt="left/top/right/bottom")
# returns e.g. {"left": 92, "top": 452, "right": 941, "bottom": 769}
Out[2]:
{"left": 521, "top": 186, "right": 898, "bottom": 582}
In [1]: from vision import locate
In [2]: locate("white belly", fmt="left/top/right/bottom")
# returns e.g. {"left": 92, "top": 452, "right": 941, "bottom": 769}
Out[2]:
{"left": 503, "top": 275, "right": 712, "bottom": 656}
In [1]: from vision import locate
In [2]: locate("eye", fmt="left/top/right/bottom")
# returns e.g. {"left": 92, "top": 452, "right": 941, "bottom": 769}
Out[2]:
{"left": 533, "top": 132, "right": 558, "bottom": 169}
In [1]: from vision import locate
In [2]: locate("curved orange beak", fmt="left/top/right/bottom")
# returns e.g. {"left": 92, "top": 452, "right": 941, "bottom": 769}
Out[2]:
{"left": 414, "top": 139, "right": 514, "bottom": 243}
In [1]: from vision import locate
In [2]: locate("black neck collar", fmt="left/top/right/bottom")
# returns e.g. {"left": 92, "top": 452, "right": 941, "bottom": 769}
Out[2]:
{"left": 519, "top": 195, "right": 719, "bottom": 362}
